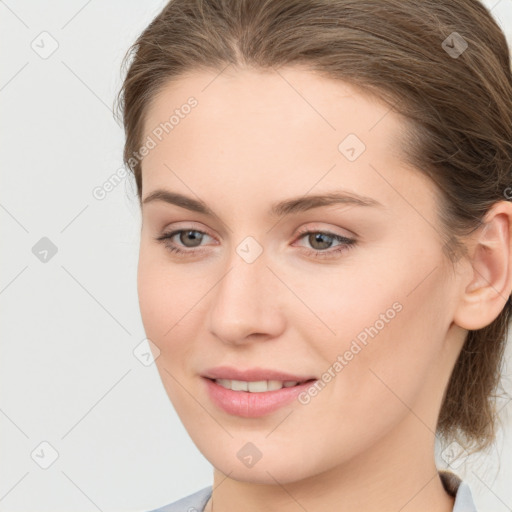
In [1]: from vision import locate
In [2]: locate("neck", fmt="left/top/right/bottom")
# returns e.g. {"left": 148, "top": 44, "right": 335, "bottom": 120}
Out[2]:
{"left": 204, "top": 416, "right": 455, "bottom": 512}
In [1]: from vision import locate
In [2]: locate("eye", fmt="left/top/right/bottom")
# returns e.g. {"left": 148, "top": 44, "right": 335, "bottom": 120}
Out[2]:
{"left": 293, "top": 229, "right": 356, "bottom": 258}
{"left": 154, "top": 227, "right": 356, "bottom": 259}
{"left": 155, "top": 228, "right": 214, "bottom": 256}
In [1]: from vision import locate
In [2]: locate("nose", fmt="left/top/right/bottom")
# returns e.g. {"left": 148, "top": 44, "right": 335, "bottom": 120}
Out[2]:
{"left": 207, "top": 243, "right": 286, "bottom": 345}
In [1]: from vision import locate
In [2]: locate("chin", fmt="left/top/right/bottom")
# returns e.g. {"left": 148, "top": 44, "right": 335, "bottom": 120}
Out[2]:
{"left": 196, "top": 439, "right": 325, "bottom": 485}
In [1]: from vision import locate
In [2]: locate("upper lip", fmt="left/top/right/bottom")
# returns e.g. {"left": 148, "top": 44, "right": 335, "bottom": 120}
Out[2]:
{"left": 201, "top": 366, "right": 317, "bottom": 382}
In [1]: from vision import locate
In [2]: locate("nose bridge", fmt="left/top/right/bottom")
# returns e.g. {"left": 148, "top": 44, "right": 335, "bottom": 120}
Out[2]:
{"left": 207, "top": 234, "right": 284, "bottom": 343}
{"left": 216, "top": 237, "right": 268, "bottom": 319}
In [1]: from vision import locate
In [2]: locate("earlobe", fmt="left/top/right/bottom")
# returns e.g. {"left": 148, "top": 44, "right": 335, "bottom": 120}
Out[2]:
{"left": 453, "top": 201, "right": 512, "bottom": 331}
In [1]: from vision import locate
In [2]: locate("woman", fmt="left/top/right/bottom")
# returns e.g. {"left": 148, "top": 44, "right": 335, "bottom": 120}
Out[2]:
{"left": 115, "top": 0, "right": 512, "bottom": 510}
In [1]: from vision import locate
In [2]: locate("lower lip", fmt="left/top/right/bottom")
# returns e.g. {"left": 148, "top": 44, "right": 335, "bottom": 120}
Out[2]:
{"left": 202, "top": 377, "right": 317, "bottom": 418}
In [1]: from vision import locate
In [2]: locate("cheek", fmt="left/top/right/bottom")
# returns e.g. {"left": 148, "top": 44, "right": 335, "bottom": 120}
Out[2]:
{"left": 137, "top": 250, "right": 165, "bottom": 343}
{"left": 137, "top": 251, "right": 198, "bottom": 408}
{"left": 137, "top": 245, "right": 213, "bottom": 375}
{"left": 137, "top": 246, "right": 188, "bottom": 349}
{"left": 301, "top": 247, "right": 450, "bottom": 411}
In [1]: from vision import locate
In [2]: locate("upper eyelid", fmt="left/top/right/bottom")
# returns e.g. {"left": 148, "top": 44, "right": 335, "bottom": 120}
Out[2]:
{"left": 166, "top": 226, "right": 215, "bottom": 239}
{"left": 162, "top": 221, "right": 353, "bottom": 238}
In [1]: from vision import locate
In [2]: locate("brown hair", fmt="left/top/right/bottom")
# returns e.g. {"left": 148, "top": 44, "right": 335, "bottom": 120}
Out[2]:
{"left": 114, "top": 0, "right": 512, "bottom": 454}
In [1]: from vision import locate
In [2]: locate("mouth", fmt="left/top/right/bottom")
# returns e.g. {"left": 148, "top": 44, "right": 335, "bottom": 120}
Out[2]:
{"left": 205, "top": 377, "right": 317, "bottom": 393}
{"left": 202, "top": 377, "right": 318, "bottom": 418}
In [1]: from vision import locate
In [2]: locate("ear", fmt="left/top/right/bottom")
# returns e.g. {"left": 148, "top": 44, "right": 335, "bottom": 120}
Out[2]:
{"left": 453, "top": 200, "right": 512, "bottom": 331}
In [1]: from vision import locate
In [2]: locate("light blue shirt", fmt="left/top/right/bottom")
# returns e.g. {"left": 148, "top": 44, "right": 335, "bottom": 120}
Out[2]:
{"left": 149, "top": 470, "right": 477, "bottom": 511}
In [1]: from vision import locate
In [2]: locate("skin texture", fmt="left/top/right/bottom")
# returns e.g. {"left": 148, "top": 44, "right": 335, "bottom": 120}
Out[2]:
{"left": 137, "top": 67, "right": 512, "bottom": 512}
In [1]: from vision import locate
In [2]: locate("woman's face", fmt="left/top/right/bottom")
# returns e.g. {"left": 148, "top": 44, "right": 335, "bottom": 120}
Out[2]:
{"left": 137, "top": 67, "right": 467, "bottom": 484}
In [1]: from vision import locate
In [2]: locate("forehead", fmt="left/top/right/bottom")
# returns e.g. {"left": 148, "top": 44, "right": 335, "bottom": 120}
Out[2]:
{"left": 142, "top": 66, "right": 403, "bottom": 152}
{"left": 140, "top": 66, "right": 428, "bottom": 214}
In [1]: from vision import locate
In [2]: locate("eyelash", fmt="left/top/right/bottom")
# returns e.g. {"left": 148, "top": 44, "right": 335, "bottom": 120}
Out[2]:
{"left": 155, "top": 227, "right": 356, "bottom": 259}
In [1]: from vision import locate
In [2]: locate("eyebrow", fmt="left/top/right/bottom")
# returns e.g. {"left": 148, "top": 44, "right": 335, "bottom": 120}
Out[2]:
{"left": 142, "top": 189, "right": 383, "bottom": 217}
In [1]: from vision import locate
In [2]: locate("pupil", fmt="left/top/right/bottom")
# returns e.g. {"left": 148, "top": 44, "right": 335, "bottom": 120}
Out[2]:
{"left": 182, "top": 230, "right": 202, "bottom": 247}
{"left": 311, "top": 233, "right": 331, "bottom": 250}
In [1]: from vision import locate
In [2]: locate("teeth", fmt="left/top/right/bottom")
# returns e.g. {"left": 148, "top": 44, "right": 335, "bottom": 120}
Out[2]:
{"left": 215, "top": 379, "right": 301, "bottom": 392}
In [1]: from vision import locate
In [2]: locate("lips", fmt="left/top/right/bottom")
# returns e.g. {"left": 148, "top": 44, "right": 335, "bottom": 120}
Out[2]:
{"left": 201, "top": 365, "right": 317, "bottom": 382}
{"left": 203, "top": 377, "right": 318, "bottom": 417}
{"left": 200, "top": 365, "right": 318, "bottom": 417}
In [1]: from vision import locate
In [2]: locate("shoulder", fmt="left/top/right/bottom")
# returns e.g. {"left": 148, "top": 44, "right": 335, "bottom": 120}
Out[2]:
{"left": 147, "top": 485, "right": 213, "bottom": 512}
{"left": 439, "top": 470, "right": 478, "bottom": 512}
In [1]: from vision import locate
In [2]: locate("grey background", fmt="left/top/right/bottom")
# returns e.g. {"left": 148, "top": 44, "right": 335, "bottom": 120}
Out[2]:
{"left": 1, "top": 1, "right": 512, "bottom": 511}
